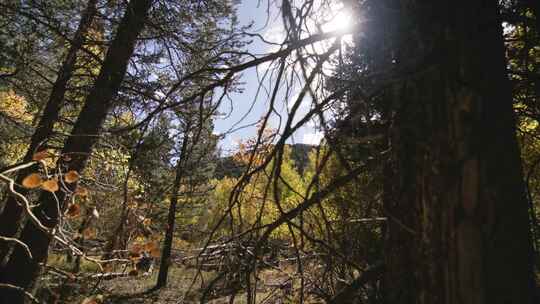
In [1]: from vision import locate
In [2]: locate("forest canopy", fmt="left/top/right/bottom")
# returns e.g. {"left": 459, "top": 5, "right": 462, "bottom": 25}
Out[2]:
{"left": 0, "top": 0, "right": 539, "bottom": 303}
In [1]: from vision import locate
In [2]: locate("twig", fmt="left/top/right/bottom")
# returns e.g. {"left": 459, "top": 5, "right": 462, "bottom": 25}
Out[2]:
{"left": 0, "top": 283, "right": 41, "bottom": 304}
{"left": 0, "top": 236, "right": 32, "bottom": 258}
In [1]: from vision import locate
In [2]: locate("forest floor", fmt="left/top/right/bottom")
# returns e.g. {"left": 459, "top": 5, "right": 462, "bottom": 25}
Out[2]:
{"left": 41, "top": 253, "right": 311, "bottom": 304}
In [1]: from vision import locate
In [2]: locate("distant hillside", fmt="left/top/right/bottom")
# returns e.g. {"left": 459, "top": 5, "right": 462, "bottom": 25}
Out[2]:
{"left": 214, "top": 143, "right": 315, "bottom": 179}
{"left": 214, "top": 154, "right": 243, "bottom": 179}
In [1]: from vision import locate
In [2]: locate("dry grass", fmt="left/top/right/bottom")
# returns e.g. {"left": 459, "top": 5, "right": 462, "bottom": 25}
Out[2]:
{"left": 39, "top": 254, "right": 325, "bottom": 303}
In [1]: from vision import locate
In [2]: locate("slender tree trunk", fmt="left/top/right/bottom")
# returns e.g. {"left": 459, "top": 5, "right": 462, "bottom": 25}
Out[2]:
{"left": 103, "top": 123, "right": 150, "bottom": 260}
{"left": 0, "top": 0, "right": 98, "bottom": 261}
{"left": 155, "top": 127, "right": 191, "bottom": 289}
{"left": 0, "top": 0, "right": 152, "bottom": 302}
{"left": 72, "top": 208, "right": 96, "bottom": 273}
{"left": 383, "top": 1, "right": 537, "bottom": 304}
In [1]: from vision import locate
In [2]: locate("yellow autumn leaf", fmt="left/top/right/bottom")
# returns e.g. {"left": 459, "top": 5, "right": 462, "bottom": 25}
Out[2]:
{"left": 64, "top": 170, "right": 79, "bottom": 183}
{"left": 22, "top": 173, "right": 42, "bottom": 189}
{"left": 41, "top": 179, "right": 59, "bottom": 192}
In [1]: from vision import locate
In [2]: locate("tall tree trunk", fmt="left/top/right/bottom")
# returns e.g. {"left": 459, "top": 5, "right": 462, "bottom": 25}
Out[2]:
{"left": 0, "top": 0, "right": 98, "bottom": 261}
{"left": 103, "top": 123, "right": 150, "bottom": 260}
{"left": 383, "top": 1, "right": 537, "bottom": 304}
{"left": 0, "top": 0, "right": 152, "bottom": 302}
{"left": 71, "top": 208, "right": 96, "bottom": 273}
{"left": 155, "top": 126, "right": 191, "bottom": 289}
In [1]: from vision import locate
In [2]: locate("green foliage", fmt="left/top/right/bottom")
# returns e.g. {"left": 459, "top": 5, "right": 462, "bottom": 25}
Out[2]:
{"left": 504, "top": 3, "right": 540, "bottom": 268}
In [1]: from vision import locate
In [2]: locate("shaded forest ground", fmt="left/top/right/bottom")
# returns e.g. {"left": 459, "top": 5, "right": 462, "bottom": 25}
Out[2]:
{"left": 41, "top": 252, "right": 319, "bottom": 304}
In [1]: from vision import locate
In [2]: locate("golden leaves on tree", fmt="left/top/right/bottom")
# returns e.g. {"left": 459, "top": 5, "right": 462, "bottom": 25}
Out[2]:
{"left": 233, "top": 124, "right": 276, "bottom": 166}
{"left": 23, "top": 170, "right": 82, "bottom": 194}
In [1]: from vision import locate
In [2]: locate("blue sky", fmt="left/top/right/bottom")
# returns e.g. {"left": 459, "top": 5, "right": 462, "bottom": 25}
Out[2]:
{"left": 213, "top": 0, "right": 325, "bottom": 154}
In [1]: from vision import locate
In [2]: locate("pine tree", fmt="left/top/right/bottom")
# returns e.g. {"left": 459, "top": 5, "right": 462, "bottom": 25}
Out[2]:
{"left": 0, "top": 1, "right": 152, "bottom": 301}
{"left": 0, "top": 0, "right": 98, "bottom": 261}
{"left": 155, "top": 99, "right": 218, "bottom": 288}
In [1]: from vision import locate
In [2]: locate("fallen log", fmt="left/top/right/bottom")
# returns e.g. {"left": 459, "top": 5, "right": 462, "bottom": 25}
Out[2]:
{"left": 88, "top": 272, "right": 128, "bottom": 280}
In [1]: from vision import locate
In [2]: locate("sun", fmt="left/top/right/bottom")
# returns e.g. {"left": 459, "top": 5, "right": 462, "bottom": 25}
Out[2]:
{"left": 323, "top": 9, "right": 352, "bottom": 33}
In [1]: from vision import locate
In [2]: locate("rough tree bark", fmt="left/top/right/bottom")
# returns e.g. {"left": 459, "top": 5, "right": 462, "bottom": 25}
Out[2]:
{"left": 0, "top": 0, "right": 98, "bottom": 261}
{"left": 383, "top": 1, "right": 537, "bottom": 304}
{"left": 0, "top": 0, "right": 152, "bottom": 302}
